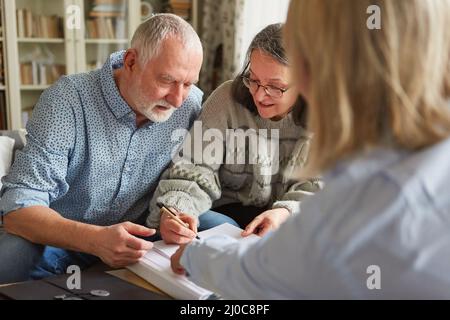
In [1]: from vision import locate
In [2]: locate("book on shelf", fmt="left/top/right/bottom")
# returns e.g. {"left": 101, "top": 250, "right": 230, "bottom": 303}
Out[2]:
{"left": 115, "top": 18, "right": 127, "bottom": 39}
{"left": 20, "top": 62, "right": 65, "bottom": 86}
{"left": 86, "top": 0, "right": 127, "bottom": 39}
{"left": 169, "top": 0, "right": 192, "bottom": 20}
{"left": 16, "top": 9, "right": 64, "bottom": 38}
{"left": 86, "top": 17, "right": 127, "bottom": 39}
{"left": 127, "top": 223, "right": 260, "bottom": 300}
{"left": 89, "top": 11, "right": 126, "bottom": 18}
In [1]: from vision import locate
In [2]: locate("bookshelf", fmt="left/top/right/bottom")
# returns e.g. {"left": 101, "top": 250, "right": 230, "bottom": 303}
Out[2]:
{"left": 0, "top": 0, "right": 8, "bottom": 130}
{"left": 77, "top": 0, "right": 141, "bottom": 72}
{"left": 18, "top": 38, "right": 66, "bottom": 43}
{"left": 1, "top": 0, "right": 140, "bottom": 129}
{"left": 1, "top": 0, "right": 199, "bottom": 129}
{"left": 3, "top": 0, "right": 71, "bottom": 129}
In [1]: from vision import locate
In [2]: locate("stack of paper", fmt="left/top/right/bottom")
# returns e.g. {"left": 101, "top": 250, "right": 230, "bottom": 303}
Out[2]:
{"left": 127, "top": 223, "right": 260, "bottom": 300}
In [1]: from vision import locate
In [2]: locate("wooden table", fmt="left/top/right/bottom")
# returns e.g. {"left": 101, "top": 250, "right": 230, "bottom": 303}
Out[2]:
{"left": 107, "top": 269, "right": 170, "bottom": 298}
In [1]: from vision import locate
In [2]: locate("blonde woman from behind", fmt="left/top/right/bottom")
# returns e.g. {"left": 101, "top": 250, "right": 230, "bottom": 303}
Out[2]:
{"left": 170, "top": 0, "right": 450, "bottom": 299}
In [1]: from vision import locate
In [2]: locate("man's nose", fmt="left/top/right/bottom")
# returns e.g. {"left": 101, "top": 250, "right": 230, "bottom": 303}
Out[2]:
{"left": 166, "top": 84, "right": 185, "bottom": 108}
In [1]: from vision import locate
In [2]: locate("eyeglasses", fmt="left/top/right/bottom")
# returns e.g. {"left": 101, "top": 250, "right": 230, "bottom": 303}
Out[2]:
{"left": 241, "top": 76, "right": 289, "bottom": 99}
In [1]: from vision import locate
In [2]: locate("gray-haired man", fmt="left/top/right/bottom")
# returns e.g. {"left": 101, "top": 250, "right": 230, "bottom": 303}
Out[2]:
{"left": 0, "top": 14, "right": 203, "bottom": 283}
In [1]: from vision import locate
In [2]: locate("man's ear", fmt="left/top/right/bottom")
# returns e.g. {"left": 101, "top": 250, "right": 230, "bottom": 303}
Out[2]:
{"left": 123, "top": 49, "right": 139, "bottom": 72}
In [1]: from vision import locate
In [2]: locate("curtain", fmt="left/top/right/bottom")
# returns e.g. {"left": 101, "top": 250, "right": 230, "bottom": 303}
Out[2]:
{"left": 199, "top": 0, "right": 245, "bottom": 96}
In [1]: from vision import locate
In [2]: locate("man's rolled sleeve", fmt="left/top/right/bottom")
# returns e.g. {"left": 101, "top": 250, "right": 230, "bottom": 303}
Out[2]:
{"left": 0, "top": 187, "right": 50, "bottom": 219}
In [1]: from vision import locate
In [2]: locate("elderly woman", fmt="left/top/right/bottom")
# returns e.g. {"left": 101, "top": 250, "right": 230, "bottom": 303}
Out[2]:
{"left": 171, "top": 0, "right": 450, "bottom": 299}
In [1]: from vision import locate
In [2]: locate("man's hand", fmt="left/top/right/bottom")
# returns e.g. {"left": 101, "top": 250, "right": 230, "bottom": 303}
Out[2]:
{"left": 91, "top": 222, "right": 156, "bottom": 268}
{"left": 160, "top": 209, "right": 198, "bottom": 244}
{"left": 170, "top": 244, "right": 188, "bottom": 275}
{"left": 242, "top": 208, "right": 290, "bottom": 237}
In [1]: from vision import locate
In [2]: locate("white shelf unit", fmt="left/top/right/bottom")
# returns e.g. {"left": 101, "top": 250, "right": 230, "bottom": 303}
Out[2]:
{"left": 4, "top": 0, "right": 75, "bottom": 129}
{"left": 0, "top": 0, "right": 9, "bottom": 130}
{"left": 84, "top": 38, "right": 129, "bottom": 44}
{"left": 17, "top": 38, "right": 66, "bottom": 43}
{"left": 2, "top": 0, "right": 198, "bottom": 129}
{"left": 3, "top": 0, "right": 141, "bottom": 129}
{"left": 0, "top": 8, "right": 4, "bottom": 88}
{"left": 75, "top": 0, "right": 140, "bottom": 73}
{"left": 20, "top": 85, "right": 52, "bottom": 90}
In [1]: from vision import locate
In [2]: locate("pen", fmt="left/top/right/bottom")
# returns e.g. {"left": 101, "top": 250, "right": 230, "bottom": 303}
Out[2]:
{"left": 157, "top": 203, "right": 201, "bottom": 240}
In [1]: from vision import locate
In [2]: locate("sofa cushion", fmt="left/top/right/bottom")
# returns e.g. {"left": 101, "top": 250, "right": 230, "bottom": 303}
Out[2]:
{"left": 0, "top": 130, "right": 26, "bottom": 157}
{"left": 0, "top": 137, "right": 14, "bottom": 191}
{"left": 0, "top": 130, "right": 26, "bottom": 191}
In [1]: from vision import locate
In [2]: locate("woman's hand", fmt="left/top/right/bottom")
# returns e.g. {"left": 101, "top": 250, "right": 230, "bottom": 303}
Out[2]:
{"left": 160, "top": 210, "right": 198, "bottom": 244}
{"left": 170, "top": 244, "right": 188, "bottom": 275}
{"left": 242, "top": 208, "right": 290, "bottom": 237}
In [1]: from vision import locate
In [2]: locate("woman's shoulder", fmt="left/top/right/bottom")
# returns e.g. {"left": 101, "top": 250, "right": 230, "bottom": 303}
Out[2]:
{"left": 200, "top": 80, "right": 250, "bottom": 120}
{"left": 203, "top": 81, "right": 234, "bottom": 108}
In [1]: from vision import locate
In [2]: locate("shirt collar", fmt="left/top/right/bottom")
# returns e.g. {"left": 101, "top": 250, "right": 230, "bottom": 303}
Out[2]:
{"left": 100, "top": 50, "right": 134, "bottom": 120}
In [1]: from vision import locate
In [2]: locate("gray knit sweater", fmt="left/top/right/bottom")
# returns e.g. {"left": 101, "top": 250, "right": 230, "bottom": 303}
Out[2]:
{"left": 146, "top": 81, "right": 321, "bottom": 228}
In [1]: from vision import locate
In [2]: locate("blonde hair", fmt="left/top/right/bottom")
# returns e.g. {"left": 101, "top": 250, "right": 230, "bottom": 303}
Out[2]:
{"left": 285, "top": 0, "right": 450, "bottom": 176}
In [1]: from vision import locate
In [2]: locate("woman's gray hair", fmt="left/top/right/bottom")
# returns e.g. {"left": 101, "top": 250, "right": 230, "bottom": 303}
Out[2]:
{"left": 243, "top": 23, "right": 288, "bottom": 66}
{"left": 131, "top": 13, "right": 202, "bottom": 65}
{"left": 231, "top": 23, "right": 308, "bottom": 127}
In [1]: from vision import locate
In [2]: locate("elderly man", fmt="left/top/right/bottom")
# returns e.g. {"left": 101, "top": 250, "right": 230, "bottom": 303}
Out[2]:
{"left": 0, "top": 14, "right": 203, "bottom": 283}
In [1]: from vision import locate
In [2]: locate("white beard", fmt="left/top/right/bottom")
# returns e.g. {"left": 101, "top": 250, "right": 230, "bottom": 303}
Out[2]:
{"left": 134, "top": 94, "right": 177, "bottom": 123}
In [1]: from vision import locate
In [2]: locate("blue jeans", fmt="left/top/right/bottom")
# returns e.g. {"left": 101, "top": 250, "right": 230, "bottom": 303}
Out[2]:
{"left": 0, "top": 211, "right": 238, "bottom": 283}
{"left": 198, "top": 210, "right": 239, "bottom": 231}
{"left": 0, "top": 226, "right": 44, "bottom": 284}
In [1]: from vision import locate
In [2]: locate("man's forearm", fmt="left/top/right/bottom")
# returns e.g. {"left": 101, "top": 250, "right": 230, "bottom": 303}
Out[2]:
{"left": 3, "top": 206, "right": 101, "bottom": 255}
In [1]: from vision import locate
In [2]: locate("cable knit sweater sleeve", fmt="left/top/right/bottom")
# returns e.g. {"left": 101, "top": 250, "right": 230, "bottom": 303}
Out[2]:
{"left": 271, "top": 139, "right": 323, "bottom": 215}
{"left": 146, "top": 82, "right": 232, "bottom": 228}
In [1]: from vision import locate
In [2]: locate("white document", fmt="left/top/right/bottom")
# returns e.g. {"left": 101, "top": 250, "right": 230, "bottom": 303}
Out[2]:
{"left": 127, "top": 223, "right": 260, "bottom": 300}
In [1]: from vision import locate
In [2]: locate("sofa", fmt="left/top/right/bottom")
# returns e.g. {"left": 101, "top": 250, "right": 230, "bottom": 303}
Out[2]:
{"left": 0, "top": 130, "right": 26, "bottom": 159}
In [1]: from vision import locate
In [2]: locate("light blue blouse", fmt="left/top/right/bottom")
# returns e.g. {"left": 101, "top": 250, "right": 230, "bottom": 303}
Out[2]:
{"left": 181, "top": 136, "right": 450, "bottom": 299}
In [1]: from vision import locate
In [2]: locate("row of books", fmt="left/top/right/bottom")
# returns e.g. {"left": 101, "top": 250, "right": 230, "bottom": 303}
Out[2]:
{"left": 16, "top": 9, "right": 64, "bottom": 39}
{"left": 169, "top": 0, "right": 192, "bottom": 20}
{"left": 20, "top": 62, "right": 65, "bottom": 86}
{"left": 85, "top": 17, "right": 127, "bottom": 39}
{"left": 86, "top": 0, "right": 127, "bottom": 39}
